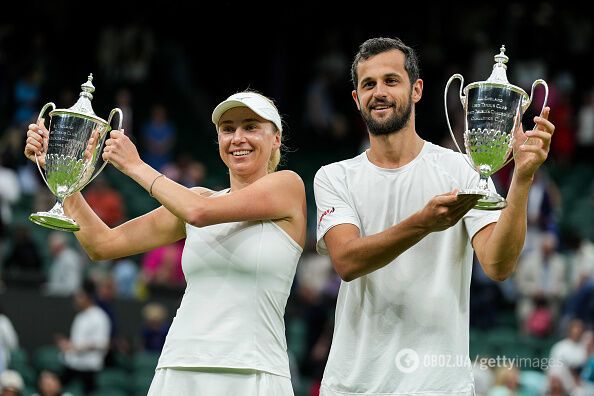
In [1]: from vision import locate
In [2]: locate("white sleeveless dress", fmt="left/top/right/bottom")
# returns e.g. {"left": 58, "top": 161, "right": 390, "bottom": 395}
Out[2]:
{"left": 148, "top": 189, "right": 301, "bottom": 395}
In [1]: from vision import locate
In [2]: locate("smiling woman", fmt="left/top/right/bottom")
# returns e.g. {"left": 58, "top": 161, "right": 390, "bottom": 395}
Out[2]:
{"left": 24, "top": 90, "right": 307, "bottom": 396}
{"left": 213, "top": 91, "right": 284, "bottom": 174}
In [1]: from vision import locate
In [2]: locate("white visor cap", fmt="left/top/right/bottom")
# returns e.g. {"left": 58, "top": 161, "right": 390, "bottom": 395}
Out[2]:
{"left": 212, "top": 92, "right": 282, "bottom": 132}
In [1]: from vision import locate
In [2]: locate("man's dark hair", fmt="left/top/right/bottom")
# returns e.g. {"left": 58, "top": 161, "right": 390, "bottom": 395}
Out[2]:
{"left": 80, "top": 279, "right": 96, "bottom": 299}
{"left": 350, "top": 37, "right": 420, "bottom": 89}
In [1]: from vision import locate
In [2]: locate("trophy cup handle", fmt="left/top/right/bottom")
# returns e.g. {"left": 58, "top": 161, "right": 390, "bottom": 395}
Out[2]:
{"left": 444, "top": 74, "right": 475, "bottom": 169}
{"left": 499, "top": 79, "right": 550, "bottom": 169}
{"left": 522, "top": 79, "right": 549, "bottom": 114}
{"left": 80, "top": 107, "right": 124, "bottom": 189}
{"left": 34, "top": 102, "right": 56, "bottom": 191}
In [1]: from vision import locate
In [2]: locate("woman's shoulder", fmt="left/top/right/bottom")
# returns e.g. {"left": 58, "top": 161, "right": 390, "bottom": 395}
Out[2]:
{"left": 273, "top": 169, "right": 304, "bottom": 184}
{"left": 256, "top": 170, "right": 305, "bottom": 190}
{"left": 256, "top": 172, "right": 306, "bottom": 218}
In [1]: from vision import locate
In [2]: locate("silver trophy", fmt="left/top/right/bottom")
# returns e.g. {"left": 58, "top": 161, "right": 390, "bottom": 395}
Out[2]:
{"left": 444, "top": 46, "right": 548, "bottom": 210}
{"left": 30, "top": 74, "right": 123, "bottom": 231}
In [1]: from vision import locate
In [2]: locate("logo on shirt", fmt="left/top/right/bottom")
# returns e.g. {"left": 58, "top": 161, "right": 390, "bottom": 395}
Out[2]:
{"left": 317, "top": 207, "right": 335, "bottom": 230}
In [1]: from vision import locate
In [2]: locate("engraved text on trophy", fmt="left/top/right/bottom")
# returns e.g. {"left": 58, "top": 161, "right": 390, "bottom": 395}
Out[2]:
{"left": 45, "top": 115, "right": 106, "bottom": 199}
{"left": 464, "top": 86, "right": 522, "bottom": 177}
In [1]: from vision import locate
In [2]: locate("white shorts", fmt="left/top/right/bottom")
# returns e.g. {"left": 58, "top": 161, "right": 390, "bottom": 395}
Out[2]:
{"left": 147, "top": 367, "right": 294, "bottom": 396}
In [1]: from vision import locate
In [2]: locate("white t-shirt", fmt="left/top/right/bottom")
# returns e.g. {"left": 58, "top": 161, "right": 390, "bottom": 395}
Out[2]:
{"left": 314, "top": 141, "right": 500, "bottom": 395}
{"left": 64, "top": 306, "right": 110, "bottom": 371}
{"left": 47, "top": 248, "right": 83, "bottom": 296}
{"left": 549, "top": 339, "right": 588, "bottom": 369}
{"left": 0, "top": 315, "right": 18, "bottom": 371}
{"left": 157, "top": 199, "right": 302, "bottom": 378}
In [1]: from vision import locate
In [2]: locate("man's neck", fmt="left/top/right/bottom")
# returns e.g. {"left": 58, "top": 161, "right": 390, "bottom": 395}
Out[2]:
{"left": 367, "top": 127, "right": 425, "bottom": 169}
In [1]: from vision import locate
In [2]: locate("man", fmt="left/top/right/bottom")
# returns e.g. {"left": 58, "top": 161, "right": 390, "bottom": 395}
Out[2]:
{"left": 45, "top": 232, "right": 84, "bottom": 296}
{"left": 56, "top": 280, "right": 110, "bottom": 394}
{"left": 314, "top": 37, "right": 554, "bottom": 395}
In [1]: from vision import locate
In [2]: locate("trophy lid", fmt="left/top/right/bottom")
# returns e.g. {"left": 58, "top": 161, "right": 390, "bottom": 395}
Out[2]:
{"left": 49, "top": 73, "right": 108, "bottom": 125}
{"left": 486, "top": 45, "right": 510, "bottom": 84}
{"left": 464, "top": 45, "right": 529, "bottom": 100}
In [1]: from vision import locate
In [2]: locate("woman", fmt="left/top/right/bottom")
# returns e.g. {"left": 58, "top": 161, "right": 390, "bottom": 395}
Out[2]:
{"left": 25, "top": 91, "right": 306, "bottom": 395}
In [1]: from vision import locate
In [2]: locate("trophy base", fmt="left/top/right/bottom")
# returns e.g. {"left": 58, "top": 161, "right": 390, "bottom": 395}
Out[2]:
{"left": 458, "top": 189, "right": 507, "bottom": 210}
{"left": 29, "top": 212, "right": 80, "bottom": 232}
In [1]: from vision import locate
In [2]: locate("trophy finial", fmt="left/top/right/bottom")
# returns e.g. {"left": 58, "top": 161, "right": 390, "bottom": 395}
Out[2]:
{"left": 69, "top": 73, "right": 97, "bottom": 115}
{"left": 80, "top": 73, "right": 95, "bottom": 96}
{"left": 486, "top": 45, "right": 510, "bottom": 84}
{"left": 494, "top": 45, "right": 509, "bottom": 66}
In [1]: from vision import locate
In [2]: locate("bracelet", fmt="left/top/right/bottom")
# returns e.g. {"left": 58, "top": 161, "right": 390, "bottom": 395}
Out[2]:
{"left": 149, "top": 174, "right": 165, "bottom": 197}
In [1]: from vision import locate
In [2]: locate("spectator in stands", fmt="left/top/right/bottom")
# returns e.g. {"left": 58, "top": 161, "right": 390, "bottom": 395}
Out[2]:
{"left": 95, "top": 276, "right": 118, "bottom": 366}
{"left": 303, "top": 48, "right": 350, "bottom": 144}
{"left": 0, "top": 158, "right": 20, "bottom": 229}
{"left": 140, "top": 240, "right": 185, "bottom": 289}
{"left": 2, "top": 225, "right": 44, "bottom": 287}
{"left": 111, "top": 258, "right": 139, "bottom": 298}
{"left": 546, "top": 365, "right": 594, "bottom": 396}
{"left": 470, "top": 255, "right": 506, "bottom": 329}
{"left": 140, "top": 302, "right": 170, "bottom": 352}
{"left": 550, "top": 319, "right": 588, "bottom": 371}
{"left": 515, "top": 232, "right": 568, "bottom": 334}
{"left": 82, "top": 175, "right": 125, "bottom": 227}
{"left": 543, "top": 370, "right": 569, "bottom": 396}
{"left": 45, "top": 232, "right": 84, "bottom": 296}
{"left": 294, "top": 238, "right": 339, "bottom": 388}
{"left": 0, "top": 305, "right": 18, "bottom": 373}
{"left": 141, "top": 104, "right": 176, "bottom": 172}
{"left": 0, "top": 158, "right": 20, "bottom": 279}
{"left": 486, "top": 365, "right": 520, "bottom": 396}
{"left": 562, "top": 232, "right": 594, "bottom": 330}
{"left": 13, "top": 68, "right": 40, "bottom": 128}
{"left": 32, "top": 370, "right": 71, "bottom": 396}
{"left": 566, "top": 233, "right": 594, "bottom": 291}
{"left": 548, "top": 77, "right": 576, "bottom": 166}
{"left": 523, "top": 170, "right": 561, "bottom": 254}
{"left": 176, "top": 155, "right": 207, "bottom": 188}
{"left": 547, "top": 320, "right": 594, "bottom": 395}
{"left": 579, "top": 330, "right": 594, "bottom": 386}
{"left": 55, "top": 280, "right": 110, "bottom": 394}
{"left": 120, "top": 24, "right": 155, "bottom": 84}
{"left": 26, "top": 90, "right": 306, "bottom": 394}
{"left": 0, "top": 370, "right": 23, "bottom": 396}
{"left": 472, "top": 357, "right": 495, "bottom": 396}
{"left": 0, "top": 127, "right": 25, "bottom": 171}
{"left": 576, "top": 88, "right": 594, "bottom": 163}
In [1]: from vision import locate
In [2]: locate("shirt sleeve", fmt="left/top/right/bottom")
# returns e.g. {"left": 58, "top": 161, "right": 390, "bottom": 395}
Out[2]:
{"left": 463, "top": 176, "right": 501, "bottom": 239}
{"left": 313, "top": 166, "right": 361, "bottom": 255}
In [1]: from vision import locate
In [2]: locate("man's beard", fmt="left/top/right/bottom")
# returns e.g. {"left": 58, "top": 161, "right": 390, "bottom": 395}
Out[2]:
{"left": 361, "top": 93, "right": 413, "bottom": 136}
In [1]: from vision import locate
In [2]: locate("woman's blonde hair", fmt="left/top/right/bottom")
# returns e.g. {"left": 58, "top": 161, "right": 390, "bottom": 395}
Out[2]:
{"left": 256, "top": 93, "right": 282, "bottom": 173}
{"left": 268, "top": 125, "right": 282, "bottom": 173}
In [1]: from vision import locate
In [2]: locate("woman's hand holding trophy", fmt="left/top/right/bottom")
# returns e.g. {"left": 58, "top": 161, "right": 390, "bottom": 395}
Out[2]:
{"left": 24, "top": 74, "right": 123, "bottom": 231}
